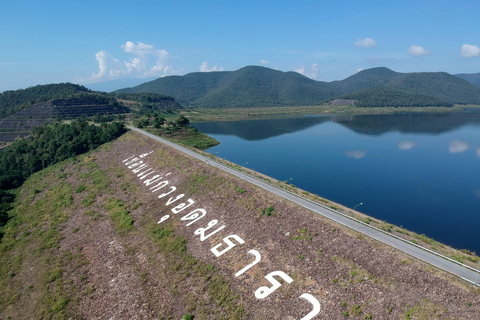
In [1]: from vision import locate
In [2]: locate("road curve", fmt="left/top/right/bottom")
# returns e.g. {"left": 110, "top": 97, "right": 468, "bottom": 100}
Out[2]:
{"left": 129, "top": 126, "right": 480, "bottom": 286}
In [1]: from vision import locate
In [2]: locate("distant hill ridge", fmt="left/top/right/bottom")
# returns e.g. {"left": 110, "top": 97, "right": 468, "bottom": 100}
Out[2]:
{"left": 116, "top": 66, "right": 480, "bottom": 108}
{"left": 0, "top": 83, "right": 90, "bottom": 118}
{"left": 117, "top": 66, "right": 338, "bottom": 107}
{"left": 455, "top": 72, "right": 480, "bottom": 87}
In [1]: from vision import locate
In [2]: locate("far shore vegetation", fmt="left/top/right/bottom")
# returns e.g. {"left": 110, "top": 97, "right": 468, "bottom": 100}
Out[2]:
{"left": 182, "top": 104, "right": 479, "bottom": 123}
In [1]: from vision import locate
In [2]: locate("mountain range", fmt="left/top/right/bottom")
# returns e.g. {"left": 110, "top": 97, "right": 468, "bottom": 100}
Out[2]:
{"left": 116, "top": 66, "right": 480, "bottom": 108}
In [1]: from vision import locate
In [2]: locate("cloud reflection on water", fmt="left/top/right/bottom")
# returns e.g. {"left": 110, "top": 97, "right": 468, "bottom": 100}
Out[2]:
{"left": 345, "top": 150, "right": 367, "bottom": 159}
{"left": 449, "top": 140, "right": 469, "bottom": 153}
{"left": 398, "top": 140, "right": 417, "bottom": 150}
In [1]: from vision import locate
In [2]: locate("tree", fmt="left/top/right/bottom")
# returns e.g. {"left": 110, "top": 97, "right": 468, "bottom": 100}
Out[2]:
{"left": 175, "top": 115, "right": 190, "bottom": 127}
{"left": 134, "top": 118, "right": 150, "bottom": 128}
{"left": 153, "top": 116, "right": 166, "bottom": 128}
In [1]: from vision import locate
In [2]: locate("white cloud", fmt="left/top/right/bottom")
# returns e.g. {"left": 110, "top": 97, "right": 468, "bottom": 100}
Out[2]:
{"left": 449, "top": 140, "right": 469, "bottom": 153}
{"left": 408, "top": 45, "right": 431, "bottom": 56}
{"left": 354, "top": 38, "right": 377, "bottom": 48}
{"left": 199, "top": 61, "right": 224, "bottom": 72}
{"left": 295, "top": 64, "right": 306, "bottom": 75}
{"left": 90, "top": 50, "right": 108, "bottom": 81}
{"left": 345, "top": 150, "right": 367, "bottom": 159}
{"left": 398, "top": 140, "right": 418, "bottom": 150}
{"left": 311, "top": 63, "right": 319, "bottom": 78}
{"left": 295, "top": 63, "right": 319, "bottom": 79}
{"left": 357, "top": 68, "right": 365, "bottom": 72}
{"left": 461, "top": 44, "right": 480, "bottom": 58}
{"left": 260, "top": 59, "right": 269, "bottom": 65}
{"left": 84, "top": 41, "right": 179, "bottom": 83}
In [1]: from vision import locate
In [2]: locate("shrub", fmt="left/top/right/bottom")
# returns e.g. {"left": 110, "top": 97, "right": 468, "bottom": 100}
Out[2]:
{"left": 183, "top": 313, "right": 194, "bottom": 320}
{"left": 352, "top": 305, "right": 362, "bottom": 315}
{"left": 265, "top": 206, "right": 274, "bottom": 216}
{"left": 262, "top": 206, "right": 274, "bottom": 216}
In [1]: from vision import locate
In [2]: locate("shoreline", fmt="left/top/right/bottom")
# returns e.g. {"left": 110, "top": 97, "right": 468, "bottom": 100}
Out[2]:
{"left": 183, "top": 104, "right": 479, "bottom": 123}
{"left": 131, "top": 108, "right": 480, "bottom": 269}
{"left": 190, "top": 141, "right": 480, "bottom": 271}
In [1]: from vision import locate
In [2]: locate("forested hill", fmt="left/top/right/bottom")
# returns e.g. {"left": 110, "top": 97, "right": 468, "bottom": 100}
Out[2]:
{"left": 339, "top": 71, "right": 480, "bottom": 107}
{"left": 0, "top": 83, "right": 91, "bottom": 118}
{"left": 455, "top": 72, "right": 480, "bottom": 87}
{"left": 117, "top": 66, "right": 340, "bottom": 107}
{"left": 339, "top": 86, "right": 454, "bottom": 108}
{"left": 330, "top": 67, "right": 401, "bottom": 94}
{"left": 387, "top": 71, "right": 480, "bottom": 104}
{"left": 0, "top": 84, "right": 180, "bottom": 146}
{"left": 116, "top": 66, "right": 480, "bottom": 108}
{"left": 0, "top": 84, "right": 183, "bottom": 121}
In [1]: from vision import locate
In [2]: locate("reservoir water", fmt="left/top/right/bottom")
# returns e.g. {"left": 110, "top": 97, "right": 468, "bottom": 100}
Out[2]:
{"left": 192, "top": 109, "right": 480, "bottom": 254}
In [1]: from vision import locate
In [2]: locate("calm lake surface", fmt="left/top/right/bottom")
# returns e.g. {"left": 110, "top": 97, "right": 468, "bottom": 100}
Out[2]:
{"left": 192, "top": 109, "right": 480, "bottom": 254}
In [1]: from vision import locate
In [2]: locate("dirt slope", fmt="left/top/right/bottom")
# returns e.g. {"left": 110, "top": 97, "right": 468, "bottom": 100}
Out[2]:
{"left": 1, "top": 130, "right": 479, "bottom": 319}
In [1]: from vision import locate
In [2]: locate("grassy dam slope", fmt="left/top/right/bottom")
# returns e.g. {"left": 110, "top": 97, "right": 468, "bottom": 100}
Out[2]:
{"left": 0, "top": 131, "right": 479, "bottom": 319}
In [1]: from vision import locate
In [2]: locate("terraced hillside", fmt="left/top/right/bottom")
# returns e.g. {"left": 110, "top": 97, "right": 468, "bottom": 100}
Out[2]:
{"left": 0, "top": 97, "right": 129, "bottom": 146}
{"left": 1, "top": 131, "right": 478, "bottom": 319}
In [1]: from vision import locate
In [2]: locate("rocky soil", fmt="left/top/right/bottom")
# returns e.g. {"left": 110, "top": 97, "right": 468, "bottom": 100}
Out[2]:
{"left": 1, "top": 130, "right": 479, "bottom": 319}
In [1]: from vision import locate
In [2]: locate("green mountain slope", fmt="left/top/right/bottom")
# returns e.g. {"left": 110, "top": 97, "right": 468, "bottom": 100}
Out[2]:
{"left": 331, "top": 67, "right": 401, "bottom": 94}
{"left": 116, "top": 66, "right": 480, "bottom": 108}
{"left": 0, "top": 83, "right": 90, "bottom": 118}
{"left": 340, "top": 86, "right": 454, "bottom": 108}
{"left": 193, "top": 66, "right": 339, "bottom": 107}
{"left": 339, "top": 70, "right": 480, "bottom": 107}
{"left": 387, "top": 72, "right": 480, "bottom": 104}
{"left": 117, "top": 66, "right": 340, "bottom": 107}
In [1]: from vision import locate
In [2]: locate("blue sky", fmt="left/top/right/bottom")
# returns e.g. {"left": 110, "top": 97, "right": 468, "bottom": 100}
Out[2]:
{"left": 1, "top": 0, "right": 479, "bottom": 92}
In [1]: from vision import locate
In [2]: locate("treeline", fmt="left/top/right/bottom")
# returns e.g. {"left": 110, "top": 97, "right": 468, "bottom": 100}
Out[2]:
{"left": 341, "top": 86, "right": 454, "bottom": 108}
{"left": 111, "top": 92, "right": 174, "bottom": 103}
{"left": 0, "top": 118, "right": 127, "bottom": 230}
{"left": 0, "top": 83, "right": 91, "bottom": 118}
{"left": 134, "top": 113, "right": 189, "bottom": 131}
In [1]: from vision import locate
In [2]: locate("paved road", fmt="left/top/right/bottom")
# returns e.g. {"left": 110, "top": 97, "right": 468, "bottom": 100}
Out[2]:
{"left": 129, "top": 127, "right": 480, "bottom": 286}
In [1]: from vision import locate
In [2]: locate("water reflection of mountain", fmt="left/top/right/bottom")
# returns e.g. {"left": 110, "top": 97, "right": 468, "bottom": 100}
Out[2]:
{"left": 333, "top": 109, "right": 480, "bottom": 135}
{"left": 192, "top": 115, "right": 331, "bottom": 141}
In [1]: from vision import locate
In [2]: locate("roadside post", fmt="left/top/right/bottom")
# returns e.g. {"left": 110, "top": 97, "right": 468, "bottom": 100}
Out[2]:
{"left": 475, "top": 259, "right": 480, "bottom": 287}
{"left": 352, "top": 202, "right": 363, "bottom": 230}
